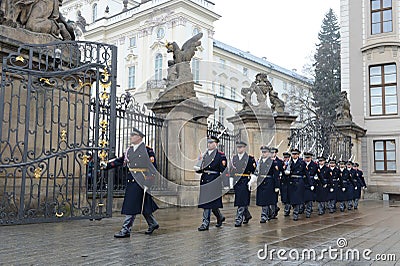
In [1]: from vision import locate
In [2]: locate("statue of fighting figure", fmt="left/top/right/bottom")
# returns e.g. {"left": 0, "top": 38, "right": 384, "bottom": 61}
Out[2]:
{"left": 0, "top": 0, "right": 75, "bottom": 40}
{"left": 165, "top": 32, "right": 203, "bottom": 88}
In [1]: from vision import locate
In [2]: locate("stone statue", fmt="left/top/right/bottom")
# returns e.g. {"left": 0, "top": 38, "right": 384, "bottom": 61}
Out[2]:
{"left": 0, "top": 0, "right": 75, "bottom": 40}
{"left": 165, "top": 32, "right": 203, "bottom": 87}
{"left": 269, "top": 90, "right": 285, "bottom": 113}
{"left": 335, "top": 91, "right": 353, "bottom": 122}
{"left": 75, "top": 10, "right": 87, "bottom": 32}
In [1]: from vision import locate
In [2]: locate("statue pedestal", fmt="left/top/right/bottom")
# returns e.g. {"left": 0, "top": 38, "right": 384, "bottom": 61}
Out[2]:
{"left": 148, "top": 97, "right": 215, "bottom": 206}
{"left": 274, "top": 112, "right": 298, "bottom": 151}
{"left": 335, "top": 121, "right": 367, "bottom": 166}
{"left": 228, "top": 109, "right": 297, "bottom": 156}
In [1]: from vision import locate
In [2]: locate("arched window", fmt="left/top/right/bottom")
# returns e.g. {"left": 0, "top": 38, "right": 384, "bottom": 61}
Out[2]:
{"left": 92, "top": 3, "right": 98, "bottom": 23}
{"left": 155, "top": 54, "right": 163, "bottom": 80}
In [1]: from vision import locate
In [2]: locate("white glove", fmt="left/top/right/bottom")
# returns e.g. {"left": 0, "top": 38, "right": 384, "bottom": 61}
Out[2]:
{"left": 248, "top": 174, "right": 257, "bottom": 191}
{"left": 323, "top": 184, "right": 327, "bottom": 188}
{"left": 99, "top": 161, "right": 107, "bottom": 169}
{"left": 314, "top": 175, "right": 319, "bottom": 180}
{"left": 284, "top": 170, "right": 290, "bottom": 175}
{"left": 310, "top": 186, "right": 314, "bottom": 191}
{"left": 342, "top": 187, "right": 346, "bottom": 192}
{"left": 363, "top": 187, "right": 367, "bottom": 191}
{"left": 355, "top": 186, "right": 358, "bottom": 190}
{"left": 330, "top": 188, "right": 334, "bottom": 192}
{"left": 193, "top": 165, "right": 200, "bottom": 171}
{"left": 275, "top": 188, "right": 280, "bottom": 193}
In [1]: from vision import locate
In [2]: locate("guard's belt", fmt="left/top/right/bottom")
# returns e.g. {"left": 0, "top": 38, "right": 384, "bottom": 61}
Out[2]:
{"left": 260, "top": 175, "right": 273, "bottom": 178}
{"left": 129, "top": 168, "right": 148, "bottom": 172}
{"left": 234, "top": 173, "right": 251, "bottom": 177}
{"left": 204, "top": 170, "right": 220, "bottom": 174}
{"left": 291, "top": 175, "right": 304, "bottom": 178}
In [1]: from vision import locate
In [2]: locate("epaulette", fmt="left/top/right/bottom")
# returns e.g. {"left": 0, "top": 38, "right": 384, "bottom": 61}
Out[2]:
{"left": 146, "top": 145, "right": 153, "bottom": 150}
{"left": 218, "top": 151, "right": 225, "bottom": 155}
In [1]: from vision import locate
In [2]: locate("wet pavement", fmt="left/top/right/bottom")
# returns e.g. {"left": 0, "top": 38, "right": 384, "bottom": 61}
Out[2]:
{"left": 0, "top": 200, "right": 399, "bottom": 265}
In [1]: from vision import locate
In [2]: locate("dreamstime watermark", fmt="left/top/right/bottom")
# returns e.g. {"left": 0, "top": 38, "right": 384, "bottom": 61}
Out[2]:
{"left": 257, "top": 238, "right": 397, "bottom": 262}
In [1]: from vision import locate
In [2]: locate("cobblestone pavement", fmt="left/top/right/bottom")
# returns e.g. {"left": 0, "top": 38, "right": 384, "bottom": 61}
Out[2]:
{"left": 0, "top": 200, "right": 399, "bottom": 265}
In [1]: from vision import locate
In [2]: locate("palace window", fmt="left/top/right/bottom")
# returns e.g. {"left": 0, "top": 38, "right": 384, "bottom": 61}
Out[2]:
{"left": 128, "top": 66, "right": 135, "bottom": 89}
{"left": 92, "top": 3, "right": 98, "bottom": 22}
{"left": 155, "top": 54, "right": 163, "bottom": 80}
{"left": 231, "top": 87, "right": 236, "bottom": 100}
{"left": 192, "top": 58, "right": 200, "bottom": 83}
{"left": 156, "top": 27, "right": 165, "bottom": 39}
{"left": 129, "top": 36, "right": 136, "bottom": 47}
{"left": 371, "top": 0, "right": 392, "bottom": 34}
{"left": 218, "top": 108, "right": 225, "bottom": 125}
{"left": 219, "top": 84, "right": 225, "bottom": 97}
{"left": 369, "top": 63, "right": 397, "bottom": 115}
{"left": 374, "top": 140, "right": 396, "bottom": 172}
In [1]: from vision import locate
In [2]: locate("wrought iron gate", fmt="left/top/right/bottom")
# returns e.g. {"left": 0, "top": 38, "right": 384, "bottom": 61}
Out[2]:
{"left": 0, "top": 41, "right": 117, "bottom": 224}
{"left": 289, "top": 118, "right": 352, "bottom": 160}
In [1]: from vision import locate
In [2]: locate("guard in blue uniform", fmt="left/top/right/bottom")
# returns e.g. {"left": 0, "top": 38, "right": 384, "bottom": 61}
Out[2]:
{"left": 230, "top": 141, "right": 256, "bottom": 227}
{"left": 303, "top": 152, "right": 317, "bottom": 218}
{"left": 353, "top": 162, "right": 367, "bottom": 209}
{"left": 270, "top": 147, "right": 282, "bottom": 219}
{"left": 337, "top": 161, "right": 354, "bottom": 212}
{"left": 196, "top": 136, "right": 227, "bottom": 231}
{"left": 327, "top": 158, "right": 339, "bottom": 213}
{"left": 287, "top": 148, "right": 306, "bottom": 221}
{"left": 315, "top": 156, "right": 330, "bottom": 215}
{"left": 346, "top": 161, "right": 357, "bottom": 210}
{"left": 281, "top": 152, "right": 291, "bottom": 216}
{"left": 251, "top": 146, "right": 280, "bottom": 223}
{"left": 104, "top": 128, "right": 159, "bottom": 238}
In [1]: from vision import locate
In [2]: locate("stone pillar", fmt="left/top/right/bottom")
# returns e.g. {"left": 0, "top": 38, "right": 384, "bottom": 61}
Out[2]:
{"left": 228, "top": 109, "right": 297, "bottom": 156}
{"left": 148, "top": 97, "right": 214, "bottom": 206}
{"left": 335, "top": 121, "right": 367, "bottom": 166}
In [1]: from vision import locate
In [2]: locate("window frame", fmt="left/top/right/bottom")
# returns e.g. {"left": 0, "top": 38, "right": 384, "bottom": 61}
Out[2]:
{"left": 128, "top": 66, "right": 135, "bottom": 89}
{"left": 369, "top": 63, "right": 398, "bottom": 116}
{"left": 219, "top": 84, "right": 225, "bottom": 97}
{"left": 154, "top": 53, "right": 163, "bottom": 81}
{"left": 92, "top": 3, "right": 98, "bottom": 23}
{"left": 129, "top": 36, "right": 137, "bottom": 48}
{"left": 192, "top": 58, "right": 200, "bottom": 83}
{"left": 370, "top": 0, "right": 393, "bottom": 35}
{"left": 374, "top": 139, "right": 396, "bottom": 173}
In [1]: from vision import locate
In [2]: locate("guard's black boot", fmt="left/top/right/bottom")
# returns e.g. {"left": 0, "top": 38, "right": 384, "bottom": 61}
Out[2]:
{"left": 114, "top": 231, "right": 130, "bottom": 238}
{"left": 243, "top": 215, "right": 252, "bottom": 224}
{"left": 216, "top": 216, "right": 225, "bottom": 227}
{"left": 145, "top": 224, "right": 159, "bottom": 235}
{"left": 198, "top": 225, "right": 209, "bottom": 231}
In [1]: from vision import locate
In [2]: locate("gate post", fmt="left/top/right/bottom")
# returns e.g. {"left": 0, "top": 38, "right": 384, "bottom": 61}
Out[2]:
{"left": 148, "top": 98, "right": 214, "bottom": 206}
{"left": 335, "top": 121, "right": 367, "bottom": 166}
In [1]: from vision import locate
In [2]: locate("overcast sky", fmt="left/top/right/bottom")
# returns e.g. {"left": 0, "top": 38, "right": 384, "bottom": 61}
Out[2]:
{"left": 213, "top": 0, "right": 341, "bottom": 75}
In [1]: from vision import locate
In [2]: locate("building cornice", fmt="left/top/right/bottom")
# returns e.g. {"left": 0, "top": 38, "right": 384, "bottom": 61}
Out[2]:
{"left": 361, "top": 41, "right": 400, "bottom": 53}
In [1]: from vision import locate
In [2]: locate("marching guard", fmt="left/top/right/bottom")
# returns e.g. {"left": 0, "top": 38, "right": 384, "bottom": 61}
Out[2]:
{"left": 303, "top": 152, "right": 317, "bottom": 218}
{"left": 104, "top": 128, "right": 160, "bottom": 238}
{"left": 196, "top": 136, "right": 227, "bottom": 231}
{"left": 270, "top": 147, "right": 282, "bottom": 219}
{"left": 327, "top": 158, "right": 339, "bottom": 213}
{"left": 337, "top": 161, "right": 354, "bottom": 212}
{"left": 281, "top": 152, "right": 292, "bottom": 216}
{"left": 230, "top": 141, "right": 257, "bottom": 227}
{"left": 286, "top": 148, "right": 306, "bottom": 221}
{"left": 315, "top": 156, "right": 330, "bottom": 215}
{"left": 251, "top": 146, "right": 280, "bottom": 223}
{"left": 353, "top": 162, "right": 367, "bottom": 209}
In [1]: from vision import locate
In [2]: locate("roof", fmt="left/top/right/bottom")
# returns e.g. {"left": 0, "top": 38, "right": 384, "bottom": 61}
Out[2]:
{"left": 213, "top": 40, "right": 313, "bottom": 85}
